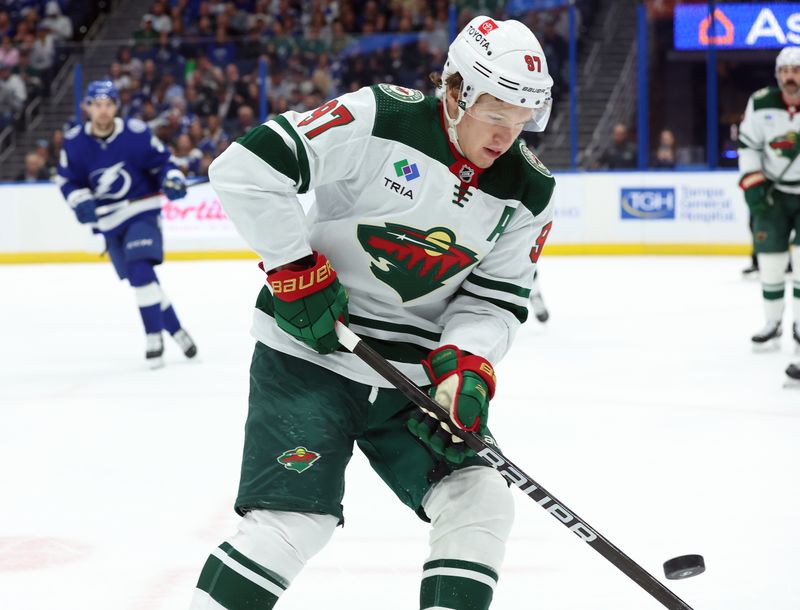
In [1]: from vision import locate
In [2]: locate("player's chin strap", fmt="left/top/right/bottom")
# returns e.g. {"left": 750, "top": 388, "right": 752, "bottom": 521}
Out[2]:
{"left": 439, "top": 86, "right": 467, "bottom": 157}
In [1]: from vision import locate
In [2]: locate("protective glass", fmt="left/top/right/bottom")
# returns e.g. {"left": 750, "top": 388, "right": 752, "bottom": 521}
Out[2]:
{"left": 465, "top": 103, "right": 534, "bottom": 130}
{"left": 465, "top": 97, "right": 552, "bottom": 133}
{"left": 524, "top": 99, "right": 552, "bottom": 133}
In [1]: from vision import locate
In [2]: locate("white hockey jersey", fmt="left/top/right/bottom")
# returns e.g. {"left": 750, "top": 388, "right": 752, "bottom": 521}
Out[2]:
{"left": 739, "top": 86, "right": 800, "bottom": 194}
{"left": 209, "top": 84, "right": 555, "bottom": 387}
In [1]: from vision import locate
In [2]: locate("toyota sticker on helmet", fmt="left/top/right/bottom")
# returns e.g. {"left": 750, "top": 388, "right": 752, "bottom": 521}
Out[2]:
{"left": 466, "top": 25, "right": 492, "bottom": 53}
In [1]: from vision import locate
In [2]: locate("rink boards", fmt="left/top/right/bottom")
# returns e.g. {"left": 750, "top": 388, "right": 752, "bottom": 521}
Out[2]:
{"left": 0, "top": 170, "right": 750, "bottom": 263}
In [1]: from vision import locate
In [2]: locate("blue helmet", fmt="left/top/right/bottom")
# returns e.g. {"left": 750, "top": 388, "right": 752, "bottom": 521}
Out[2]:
{"left": 85, "top": 80, "right": 119, "bottom": 104}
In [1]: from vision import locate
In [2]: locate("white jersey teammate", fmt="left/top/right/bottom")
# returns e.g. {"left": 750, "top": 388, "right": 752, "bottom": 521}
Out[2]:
{"left": 738, "top": 47, "right": 800, "bottom": 384}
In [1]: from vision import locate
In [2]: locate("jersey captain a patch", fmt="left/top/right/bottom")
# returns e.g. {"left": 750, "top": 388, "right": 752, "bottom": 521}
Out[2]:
{"left": 356, "top": 223, "right": 478, "bottom": 301}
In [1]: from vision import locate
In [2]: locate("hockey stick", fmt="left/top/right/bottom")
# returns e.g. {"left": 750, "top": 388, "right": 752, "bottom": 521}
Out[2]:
{"left": 94, "top": 192, "right": 162, "bottom": 217}
{"left": 334, "top": 321, "right": 696, "bottom": 610}
{"left": 90, "top": 178, "right": 211, "bottom": 232}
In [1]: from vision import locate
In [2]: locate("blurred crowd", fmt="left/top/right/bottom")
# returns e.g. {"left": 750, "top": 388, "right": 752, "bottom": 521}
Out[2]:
{"left": 0, "top": 0, "right": 75, "bottom": 130}
{"left": 9, "top": 0, "right": 594, "bottom": 182}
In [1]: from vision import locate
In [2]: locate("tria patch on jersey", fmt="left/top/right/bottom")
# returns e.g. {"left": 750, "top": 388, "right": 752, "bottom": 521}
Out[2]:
{"left": 357, "top": 223, "right": 478, "bottom": 301}
{"left": 753, "top": 87, "right": 770, "bottom": 100}
{"left": 393, "top": 158, "right": 421, "bottom": 181}
{"left": 276, "top": 447, "right": 321, "bottom": 473}
{"left": 378, "top": 83, "right": 425, "bottom": 103}
{"left": 383, "top": 176, "right": 415, "bottom": 199}
{"left": 383, "top": 158, "right": 421, "bottom": 199}
{"left": 519, "top": 141, "right": 553, "bottom": 177}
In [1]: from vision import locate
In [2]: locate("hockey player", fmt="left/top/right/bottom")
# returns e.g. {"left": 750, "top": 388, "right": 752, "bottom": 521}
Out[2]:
{"left": 529, "top": 267, "right": 549, "bottom": 322}
{"left": 739, "top": 47, "right": 800, "bottom": 363}
{"left": 190, "top": 16, "right": 554, "bottom": 610}
{"left": 57, "top": 80, "right": 197, "bottom": 368}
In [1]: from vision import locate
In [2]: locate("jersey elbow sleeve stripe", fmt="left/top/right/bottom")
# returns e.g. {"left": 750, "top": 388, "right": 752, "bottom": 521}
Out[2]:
{"left": 273, "top": 116, "right": 311, "bottom": 194}
{"left": 464, "top": 272, "right": 531, "bottom": 298}
{"left": 738, "top": 134, "right": 761, "bottom": 150}
{"left": 348, "top": 314, "right": 442, "bottom": 343}
{"left": 237, "top": 123, "right": 302, "bottom": 187}
{"left": 65, "top": 187, "right": 93, "bottom": 208}
{"left": 460, "top": 278, "right": 530, "bottom": 313}
{"left": 455, "top": 287, "right": 529, "bottom": 323}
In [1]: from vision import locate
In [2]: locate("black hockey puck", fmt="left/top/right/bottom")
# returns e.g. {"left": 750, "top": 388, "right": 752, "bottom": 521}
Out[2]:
{"left": 663, "top": 554, "right": 705, "bottom": 580}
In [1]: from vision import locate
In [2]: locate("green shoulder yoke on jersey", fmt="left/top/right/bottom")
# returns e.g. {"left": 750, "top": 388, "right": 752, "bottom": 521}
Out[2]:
{"left": 235, "top": 121, "right": 309, "bottom": 193}
{"left": 481, "top": 140, "right": 555, "bottom": 217}
{"left": 370, "top": 84, "right": 451, "bottom": 165}
{"left": 752, "top": 86, "right": 784, "bottom": 112}
{"left": 369, "top": 84, "right": 554, "bottom": 217}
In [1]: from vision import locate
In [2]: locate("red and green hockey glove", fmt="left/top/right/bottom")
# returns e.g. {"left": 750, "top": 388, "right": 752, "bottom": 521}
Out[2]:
{"left": 407, "top": 345, "right": 496, "bottom": 464}
{"left": 739, "top": 171, "right": 773, "bottom": 217}
{"left": 266, "top": 252, "right": 348, "bottom": 354}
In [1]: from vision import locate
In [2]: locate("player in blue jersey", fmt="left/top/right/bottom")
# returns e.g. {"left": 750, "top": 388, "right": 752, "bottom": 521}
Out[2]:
{"left": 57, "top": 80, "right": 198, "bottom": 368}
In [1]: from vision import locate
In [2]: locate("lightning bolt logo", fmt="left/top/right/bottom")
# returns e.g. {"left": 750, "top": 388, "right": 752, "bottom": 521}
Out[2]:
{"left": 90, "top": 162, "right": 132, "bottom": 201}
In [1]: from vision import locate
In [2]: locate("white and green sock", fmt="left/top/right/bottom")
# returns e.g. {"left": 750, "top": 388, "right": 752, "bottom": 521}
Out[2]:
{"left": 192, "top": 542, "right": 288, "bottom": 609}
{"left": 419, "top": 558, "right": 498, "bottom": 610}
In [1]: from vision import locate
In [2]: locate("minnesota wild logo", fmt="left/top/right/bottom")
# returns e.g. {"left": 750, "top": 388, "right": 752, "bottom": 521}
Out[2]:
{"left": 769, "top": 131, "right": 800, "bottom": 159}
{"left": 357, "top": 223, "right": 478, "bottom": 301}
{"left": 277, "top": 447, "right": 321, "bottom": 473}
{"left": 377, "top": 84, "right": 424, "bottom": 103}
{"left": 519, "top": 141, "right": 552, "bottom": 176}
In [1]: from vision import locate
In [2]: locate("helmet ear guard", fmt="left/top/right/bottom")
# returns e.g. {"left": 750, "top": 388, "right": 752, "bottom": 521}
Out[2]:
{"left": 440, "top": 16, "right": 554, "bottom": 132}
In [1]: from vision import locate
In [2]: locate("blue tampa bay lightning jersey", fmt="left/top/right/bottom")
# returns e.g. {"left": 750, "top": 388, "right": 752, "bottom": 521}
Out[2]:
{"left": 57, "top": 117, "right": 181, "bottom": 233}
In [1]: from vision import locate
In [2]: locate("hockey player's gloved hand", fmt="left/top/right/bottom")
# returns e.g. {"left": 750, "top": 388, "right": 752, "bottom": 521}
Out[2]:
{"left": 73, "top": 198, "right": 98, "bottom": 224}
{"left": 161, "top": 170, "right": 187, "bottom": 200}
{"left": 407, "top": 345, "right": 496, "bottom": 464}
{"left": 267, "top": 252, "right": 349, "bottom": 354}
{"left": 740, "top": 172, "right": 772, "bottom": 216}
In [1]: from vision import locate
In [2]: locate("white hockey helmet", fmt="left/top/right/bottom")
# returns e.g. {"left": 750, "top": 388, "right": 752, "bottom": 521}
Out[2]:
{"left": 440, "top": 16, "right": 554, "bottom": 132}
{"left": 775, "top": 46, "right": 800, "bottom": 76}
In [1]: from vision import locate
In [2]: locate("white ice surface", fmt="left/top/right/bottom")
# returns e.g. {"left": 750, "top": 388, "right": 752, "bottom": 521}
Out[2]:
{"left": 1, "top": 256, "right": 798, "bottom": 610}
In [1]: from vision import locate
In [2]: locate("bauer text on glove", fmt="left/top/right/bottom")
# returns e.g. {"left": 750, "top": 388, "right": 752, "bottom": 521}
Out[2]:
{"left": 266, "top": 252, "right": 349, "bottom": 355}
